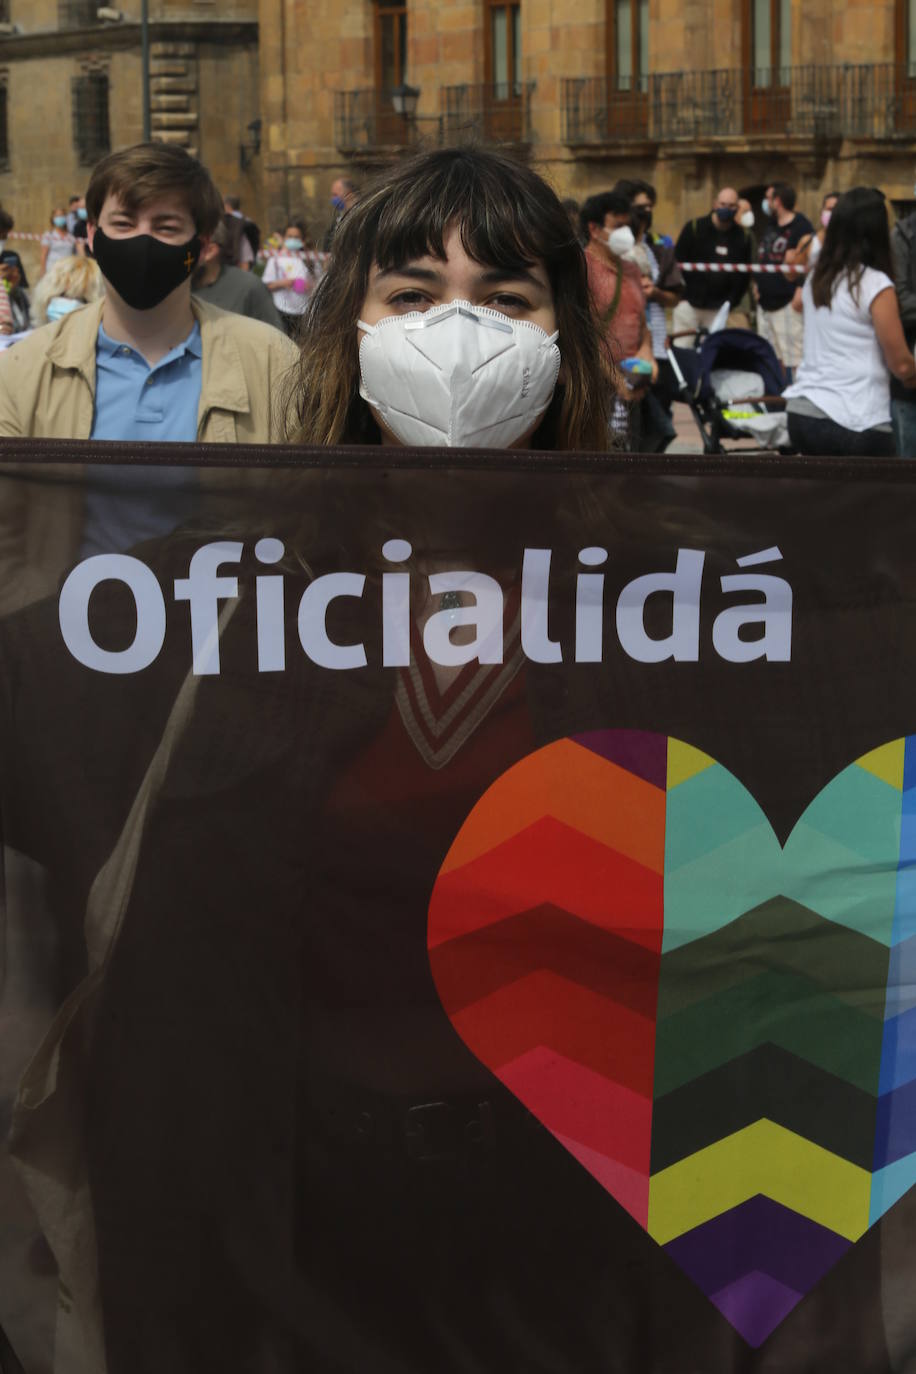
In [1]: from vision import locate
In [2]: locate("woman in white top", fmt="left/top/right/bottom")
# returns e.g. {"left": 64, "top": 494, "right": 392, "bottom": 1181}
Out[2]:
{"left": 40, "top": 206, "right": 77, "bottom": 277}
{"left": 785, "top": 187, "right": 916, "bottom": 456}
{"left": 261, "top": 221, "right": 323, "bottom": 337}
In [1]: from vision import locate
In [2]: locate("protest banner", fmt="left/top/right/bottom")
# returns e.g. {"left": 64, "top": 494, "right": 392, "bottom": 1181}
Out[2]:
{"left": 0, "top": 443, "right": 915, "bottom": 1373}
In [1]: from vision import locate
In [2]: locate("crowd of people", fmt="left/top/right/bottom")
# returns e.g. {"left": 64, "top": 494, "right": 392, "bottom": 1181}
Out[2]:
{"left": 0, "top": 143, "right": 913, "bottom": 461}
{"left": 0, "top": 139, "right": 912, "bottom": 1374}
{"left": 565, "top": 175, "right": 916, "bottom": 457}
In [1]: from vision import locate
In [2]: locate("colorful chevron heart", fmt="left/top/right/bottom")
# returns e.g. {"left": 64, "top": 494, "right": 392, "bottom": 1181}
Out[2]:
{"left": 427, "top": 730, "right": 916, "bottom": 1347}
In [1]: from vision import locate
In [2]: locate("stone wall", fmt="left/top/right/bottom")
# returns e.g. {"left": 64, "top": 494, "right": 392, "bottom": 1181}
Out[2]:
{"left": 0, "top": 0, "right": 257, "bottom": 282}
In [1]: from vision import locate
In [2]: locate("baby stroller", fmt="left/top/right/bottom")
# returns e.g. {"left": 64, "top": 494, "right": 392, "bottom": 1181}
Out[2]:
{"left": 668, "top": 328, "right": 790, "bottom": 455}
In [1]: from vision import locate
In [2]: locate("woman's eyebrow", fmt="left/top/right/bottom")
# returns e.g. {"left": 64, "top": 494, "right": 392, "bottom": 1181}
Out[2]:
{"left": 375, "top": 265, "right": 443, "bottom": 283}
{"left": 477, "top": 266, "right": 545, "bottom": 288}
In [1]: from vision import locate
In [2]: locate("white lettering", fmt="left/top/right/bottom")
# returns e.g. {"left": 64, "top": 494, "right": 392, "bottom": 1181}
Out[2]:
{"left": 713, "top": 572, "right": 793, "bottom": 662}
{"left": 174, "top": 541, "right": 243, "bottom": 676}
{"left": 255, "top": 537, "right": 286, "bottom": 673}
{"left": 59, "top": 554, "right": 166, "bottom": 674}
{"left": 381, "top": 538, "right": 412, "bottom": 668}
{"left": 424, "top": 572, "right": 503, "bottom": 667}
{"left": 521, "top": 549, "right": 561, "bottom": 664}
{"left": 297, "top": 573, "right": 367, "bottom": 669}
{"left": 616, "top": 549, "right": 705, "bottom": 663}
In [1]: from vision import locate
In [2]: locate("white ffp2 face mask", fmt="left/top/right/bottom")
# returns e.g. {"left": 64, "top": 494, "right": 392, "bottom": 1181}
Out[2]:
{"left": 606, "top": 225, "right": 636, "bottom": 256}
{"left": 357, "top": 300, "right": 561, "bottom": 448}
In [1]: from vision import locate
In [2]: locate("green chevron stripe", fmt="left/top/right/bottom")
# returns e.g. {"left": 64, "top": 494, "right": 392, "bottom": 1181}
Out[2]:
{"left": 654, "top": 969, "right": 884, "bottom": 1097}
{"left": 656, "top": 897, "right": 889, "bottom": 1022}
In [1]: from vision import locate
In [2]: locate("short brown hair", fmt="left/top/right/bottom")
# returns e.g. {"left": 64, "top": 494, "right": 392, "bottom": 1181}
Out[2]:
{"left": 85, "top": 142, "right": 224, "bottom": 236}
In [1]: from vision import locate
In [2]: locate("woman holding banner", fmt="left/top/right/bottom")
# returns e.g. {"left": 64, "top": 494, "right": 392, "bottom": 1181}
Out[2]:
{"left": 785, "top": 186, "right": 916, "bottom": 456}
{"left": 1, "top": 151, "right": 914, "bottom": 1374}
{"left": 4, "top": 149, "right": 630, "bottom": 1374}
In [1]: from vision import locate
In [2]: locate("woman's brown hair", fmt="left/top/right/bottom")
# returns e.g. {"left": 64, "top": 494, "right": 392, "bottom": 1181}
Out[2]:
{"left": 291, "top": 145, "right": 615, "bottom": 450}
{"left": 810, "top": 186, "right": 892, "bottom": 310}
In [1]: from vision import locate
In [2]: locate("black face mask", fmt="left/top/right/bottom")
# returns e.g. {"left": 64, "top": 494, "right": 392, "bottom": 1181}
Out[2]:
{"left": 635, "top": 205, "right": 653, "bottom": 231}
{"left": 715, "top": 207, "right": 737, "bottom": 223}
{"left": 92, "top": 226, "right": 201, "bottom": 310}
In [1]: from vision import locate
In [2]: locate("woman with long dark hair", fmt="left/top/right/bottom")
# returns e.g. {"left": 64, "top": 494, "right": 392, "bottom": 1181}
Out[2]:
{"left": 292, "top": 145, "right": 614, "bottom": 451}
{"left": 785, "top": 186, "right": 916, "bottom": 456}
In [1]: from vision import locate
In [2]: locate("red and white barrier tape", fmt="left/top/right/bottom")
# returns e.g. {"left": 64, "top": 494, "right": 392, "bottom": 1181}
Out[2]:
{"left": 257, "top": 248, "right": 329, "bottom": 266}
{"left": 678, "top": 262, "right": 806, "bottom": 274}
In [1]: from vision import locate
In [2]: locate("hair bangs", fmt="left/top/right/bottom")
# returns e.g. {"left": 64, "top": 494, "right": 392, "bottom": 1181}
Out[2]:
{"left": 369, "top": 150, "right": 556, "bottom": 278}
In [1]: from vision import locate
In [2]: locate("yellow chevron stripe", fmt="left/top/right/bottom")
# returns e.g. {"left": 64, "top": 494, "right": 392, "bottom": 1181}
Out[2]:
{"left": 647, "top": 1119, "right": 870, "bottom": 1245}
{"left": 855, "top": 739, "right": 905, "bottom": 792}
{"left": 667, "top": 739, "right": 715, "bottom": 790}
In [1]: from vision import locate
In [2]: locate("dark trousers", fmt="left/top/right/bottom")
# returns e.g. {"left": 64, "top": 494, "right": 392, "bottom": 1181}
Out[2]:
{"left": 787, "top": 411, "right": 896, "bottom": 458}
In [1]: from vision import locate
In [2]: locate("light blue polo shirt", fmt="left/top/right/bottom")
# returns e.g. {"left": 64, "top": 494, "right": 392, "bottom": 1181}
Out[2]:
{"left": 81, "top": 321, "right": 203, "bottom": 558}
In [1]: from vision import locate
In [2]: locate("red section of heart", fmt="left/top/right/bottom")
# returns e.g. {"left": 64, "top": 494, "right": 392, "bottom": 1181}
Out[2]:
{"left": 428, "top": 784, "right": 665, "bottom": 1221}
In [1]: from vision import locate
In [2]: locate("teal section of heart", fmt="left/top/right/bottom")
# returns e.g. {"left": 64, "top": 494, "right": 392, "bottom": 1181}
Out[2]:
{"left": 663, "top": 759, "right": 903, "bottom": 954}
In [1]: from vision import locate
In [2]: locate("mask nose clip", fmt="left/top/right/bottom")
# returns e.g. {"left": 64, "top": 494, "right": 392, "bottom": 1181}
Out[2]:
{"left": 403, "top": 301, "right": 514, "bottom": 334}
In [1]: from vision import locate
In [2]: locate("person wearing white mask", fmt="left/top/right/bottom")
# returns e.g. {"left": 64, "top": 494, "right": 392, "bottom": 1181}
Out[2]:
{"left": 578, "top": 190, "right": 654, "bottom": 408}
{"left": 673, "top": 187, "right": 754, "bottom": 340}
{"left": 293, "top": 147, "right": 613, "bottom": 450}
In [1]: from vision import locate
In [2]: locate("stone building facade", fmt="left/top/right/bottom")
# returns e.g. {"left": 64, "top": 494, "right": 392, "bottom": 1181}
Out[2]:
{"left": 3, "top": 1, "right": 916, "bottom": 271}
{"left": 258, "top": 0, "right": 916, "bottom": 245}
{"left": 0, "top": 0, "right": 258, "bottom": 282}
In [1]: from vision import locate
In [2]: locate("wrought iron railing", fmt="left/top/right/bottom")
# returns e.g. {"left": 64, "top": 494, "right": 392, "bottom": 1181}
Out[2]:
{"left": 561, "top": 65, "right": 916, "bottom": 143}
{"left": 441, "top": 83, "right": 536, "bottom": 144}
{"left": 334, "top": 90, "right": 412, "bottom": 151}
{"left": 335, "top": 84, "right": 536, "bottom": 151}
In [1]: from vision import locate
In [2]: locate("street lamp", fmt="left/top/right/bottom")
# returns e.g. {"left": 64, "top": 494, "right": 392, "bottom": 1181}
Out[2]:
{"left": 391, "top": 83, "right": 421, "bottom": 120}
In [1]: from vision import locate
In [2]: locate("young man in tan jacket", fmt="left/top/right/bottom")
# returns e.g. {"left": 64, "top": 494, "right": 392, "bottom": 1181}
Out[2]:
{"left": 0, "top": 142, "right": 301, "bottom": 612}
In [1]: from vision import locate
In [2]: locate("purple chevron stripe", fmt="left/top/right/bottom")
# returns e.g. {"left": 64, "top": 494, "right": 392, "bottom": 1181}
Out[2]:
{"left": 710, "top": 1270, "right": 803, "bottom": 1348}
{"left": 663, "top": 1195, "right": 850, "bottom": 1299}
{"left": 572, "top": 729, "right": 667, "bottom": 790}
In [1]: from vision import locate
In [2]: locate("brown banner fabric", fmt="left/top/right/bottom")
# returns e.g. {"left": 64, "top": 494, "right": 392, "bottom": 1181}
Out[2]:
{"left": 1, "top": 442, "right": 916, "bottom": 1373}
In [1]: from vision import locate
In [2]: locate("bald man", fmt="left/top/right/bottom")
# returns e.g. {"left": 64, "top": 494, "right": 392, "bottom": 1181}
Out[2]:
{"left": 673, "top": 186, "right": 754, "bottom": 339}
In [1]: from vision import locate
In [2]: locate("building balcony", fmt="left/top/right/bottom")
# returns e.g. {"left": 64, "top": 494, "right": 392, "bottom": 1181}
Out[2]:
{"left": 561, "top": 65, "right": 916, "bottom": 147}
{"left": 440, "top": 83, "right": 535, "bottom": 145}
{"left": 335, "top": 83, "right": 536, "bottom": 155}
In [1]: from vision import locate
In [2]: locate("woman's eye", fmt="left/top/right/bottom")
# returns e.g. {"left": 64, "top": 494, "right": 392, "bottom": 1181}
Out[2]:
{"left": 488, "top": 294, "right": 530, "bottom": 314}
{"left": 388, "top": 290, "right": 432, "bottom": 310}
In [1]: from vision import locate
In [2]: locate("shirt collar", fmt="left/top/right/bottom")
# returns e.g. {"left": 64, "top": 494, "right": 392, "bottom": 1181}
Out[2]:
{"left": 97, "top": 319, "right": 202, "bottom": 364}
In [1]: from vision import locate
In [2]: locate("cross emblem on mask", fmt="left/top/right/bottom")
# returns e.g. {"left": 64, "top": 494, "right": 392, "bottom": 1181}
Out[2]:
{"left": 184, "top": 251, "right": 195, "bottom": 274}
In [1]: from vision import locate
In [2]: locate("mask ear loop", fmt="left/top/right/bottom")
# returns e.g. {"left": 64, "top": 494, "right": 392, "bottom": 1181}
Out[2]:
{"left": 356, "top": 319, "right": 378, "bottom": 334}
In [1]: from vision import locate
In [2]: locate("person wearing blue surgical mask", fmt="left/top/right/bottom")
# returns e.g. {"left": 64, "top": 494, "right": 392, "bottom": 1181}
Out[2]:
{"left": 40, "top": 206, "right": 77, "bottom": 278}
{"left": 323, "top": 175, "right": 358, "bottom": 250}
{"left": 262, "top": 220, "right": 323, "bottom": 337}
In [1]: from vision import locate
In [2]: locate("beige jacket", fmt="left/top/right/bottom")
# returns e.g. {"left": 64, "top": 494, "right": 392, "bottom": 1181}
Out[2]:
{"left": 0, "top": 296, "right": 301, "bottom": 613}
